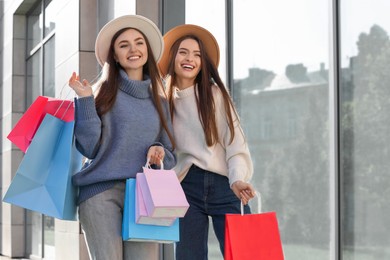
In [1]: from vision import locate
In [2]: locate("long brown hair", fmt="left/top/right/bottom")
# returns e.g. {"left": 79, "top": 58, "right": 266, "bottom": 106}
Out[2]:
{"left": 95, "top": 27, "right": 175, "bottom": 148}
{"left": 166, "top": 35, "right": 236, "bottom": 146}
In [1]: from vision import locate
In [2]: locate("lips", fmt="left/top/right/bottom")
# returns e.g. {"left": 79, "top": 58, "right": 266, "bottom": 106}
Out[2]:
{"left": 181, "top": 64, "right": 194, "bottom": 70}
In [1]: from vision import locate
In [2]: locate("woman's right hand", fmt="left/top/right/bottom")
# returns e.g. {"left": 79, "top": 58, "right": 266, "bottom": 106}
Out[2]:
{"left": 69, "top": 72, "right": 93, "bottom": 97}
{"left": 231, "top": 181, "right": 256, "bottom": 205}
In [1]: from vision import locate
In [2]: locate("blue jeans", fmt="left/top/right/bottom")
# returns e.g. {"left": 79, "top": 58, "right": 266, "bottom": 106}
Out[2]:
{"left": 175, "top": 165, "right": 251, "bottom": 260}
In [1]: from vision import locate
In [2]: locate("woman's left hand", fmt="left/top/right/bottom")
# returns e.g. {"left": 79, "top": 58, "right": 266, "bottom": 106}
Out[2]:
{"left": 231, "top": 181, "right": 256, "bottom": 205}
{"left": 147, "top": 146, "right": 165, "bottom": 166}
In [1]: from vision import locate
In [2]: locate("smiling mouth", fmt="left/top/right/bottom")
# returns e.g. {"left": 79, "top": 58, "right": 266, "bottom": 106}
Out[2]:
{"left": 128, "top": 55, "right": 141, "bottom": 61}
{"left": 182, "top": 64, "right": 194, "bottom": 70}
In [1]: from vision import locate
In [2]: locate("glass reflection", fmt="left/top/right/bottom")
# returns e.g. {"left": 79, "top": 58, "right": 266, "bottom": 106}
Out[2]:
{"left": 27, "top": 3, "right": 43, "bottom": 54}
{"left": 44, "top": 36, "right": 55, "bottom": 97}
{"left": 26, "top": 50, "right": 42, "bottom": 106}
{"left": 44, "top": 0, "right": 60, "bottom": 36}
{"left": 233, "top": 0, "right": 330, "bottom": 259}
{"left": 340, "top": 0, "right": 390, "bottom": 259}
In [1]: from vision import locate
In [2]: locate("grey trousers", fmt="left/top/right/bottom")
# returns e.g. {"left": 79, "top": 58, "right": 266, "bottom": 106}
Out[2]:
{"left": 79, "top": 182, "right": 160, "bottom": 260}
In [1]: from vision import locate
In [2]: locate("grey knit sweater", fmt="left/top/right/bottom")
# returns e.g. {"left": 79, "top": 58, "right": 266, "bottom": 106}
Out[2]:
{"left": 72, "top": 70, "right": 176, "bottom": 204}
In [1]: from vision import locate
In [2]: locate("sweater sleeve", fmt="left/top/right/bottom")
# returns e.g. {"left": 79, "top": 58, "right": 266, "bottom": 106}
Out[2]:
{"left": 214, "top": 86, "right": 254, "bottom": 186}
{"left": 74, "top": 96, "right": 102, "bottom": 159}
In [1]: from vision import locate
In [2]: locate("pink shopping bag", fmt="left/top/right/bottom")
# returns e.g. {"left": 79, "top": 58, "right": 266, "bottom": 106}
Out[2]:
{"left": 136, "top": 164, "right": 189, "bottom": 218}
{"left": 135, "top": 178, "right": 176, "bottom": 226}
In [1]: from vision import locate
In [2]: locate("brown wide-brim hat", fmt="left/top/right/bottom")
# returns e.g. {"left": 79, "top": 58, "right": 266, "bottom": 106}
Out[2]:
{"left": 95, "top": 15, "right": 163, "bottom": 66}
{"left": 158, "top": 24, "right": 220, "bottom": 76}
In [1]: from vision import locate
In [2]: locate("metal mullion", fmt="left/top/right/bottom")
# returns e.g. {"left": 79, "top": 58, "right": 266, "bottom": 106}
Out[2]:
{"left": 329, "top": 0, "right": 341, "bottom": 259}
{"left": 225, "top": 0, "right": 233, "bottom": 94}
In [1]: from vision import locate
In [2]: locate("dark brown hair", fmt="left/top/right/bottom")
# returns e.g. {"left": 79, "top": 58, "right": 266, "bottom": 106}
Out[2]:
{"left": 166, "top": 35, "right": 236, "bottom": 146}
{"left": 95, "top": 27, "right": 175, "bottom": 148}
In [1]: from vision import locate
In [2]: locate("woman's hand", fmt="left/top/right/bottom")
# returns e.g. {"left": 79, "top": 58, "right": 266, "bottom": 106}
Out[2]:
{"left": 231, "top": 181, "right": 256, "bottom": 205}
{"left": 147, "top": 146, "right": 165, "bottom": 167}
{"left": 69, "top": 72, "right": 93, "bottom": 97}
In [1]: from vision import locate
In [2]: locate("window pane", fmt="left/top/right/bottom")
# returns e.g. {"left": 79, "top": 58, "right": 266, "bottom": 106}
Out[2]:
{"left": 26, "top": 50, "right": 42, "bottom": 106}
{"left": 233, "top": 0, "right": 330, "bottom": 259}
{"left": 44, "top": 215, "right": 55, "bottom": 259}
{"left": 43, "top": 36, "right": 55, "bottom": 97}
{"left": 26, "top": 211, "right": 43, "bottom": 258}
{"left": 27, "top": 3, "right": 42, "bottom": 54}
{"left": 44, "top": 0, "right": 60, "bottom": 36}
{"left": 340, "top": 0, "right": 390, "bottom": 259}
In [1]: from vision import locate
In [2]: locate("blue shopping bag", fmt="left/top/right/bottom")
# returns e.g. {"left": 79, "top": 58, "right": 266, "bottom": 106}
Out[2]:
{"left": 3, "top": 114, "right": 83, "bottom": 220}
{"left": 122, "top": 179, "right": 179, "bottom": 243}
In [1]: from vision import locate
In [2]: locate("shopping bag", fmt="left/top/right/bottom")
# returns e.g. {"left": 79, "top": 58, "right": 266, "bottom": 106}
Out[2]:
{"left": 122, "top": 179, "right": 179, "bottom": 243}
{"left": 137, "top": 164, "right": 189, "bottom": 218}
{"left": 3, "top": 114, "right": 83, "bottom": 220}
{"left": 7, "top": 96, "right": 75, "bottom": 153}
{"left": 135, "top": 179, "right": 176, "bottom": 226}
{"left": 225, "top": 197, "right": 284, "bottom": 260}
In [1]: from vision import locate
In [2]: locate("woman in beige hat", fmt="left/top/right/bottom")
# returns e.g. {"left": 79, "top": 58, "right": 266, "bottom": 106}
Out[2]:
{"left": 68, "top": 15, "right": 176, "bottom": 260}
{"left": 159, "top": 24, "right": 255, "bottom": 259}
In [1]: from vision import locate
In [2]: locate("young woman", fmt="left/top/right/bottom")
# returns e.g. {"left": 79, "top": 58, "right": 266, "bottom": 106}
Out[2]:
{"left": 68, "top": 15, "right": 176, "bottom": 260}
{"left": 158, "top": 24, "right": 255, "bottom": 259}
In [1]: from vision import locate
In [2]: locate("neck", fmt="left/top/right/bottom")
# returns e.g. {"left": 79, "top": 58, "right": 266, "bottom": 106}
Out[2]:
{"left": 176, "top": 77, "right": 195, "bottom": 90}
{"left": 125, "top": 68, "right": 144, "bottom": 81}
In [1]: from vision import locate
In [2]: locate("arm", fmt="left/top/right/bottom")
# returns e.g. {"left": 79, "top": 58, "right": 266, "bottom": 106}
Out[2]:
{"left": 215, "top": 87, "right": 255, "bottom": 203}
{"left": 69, "top": 73, "right": 102, "bottom": 159}
{"left": 147, "top": 99, "right": 176, "bottom": 169}
{"left": 73, "top": 96, "right": 102, "bottom": 159}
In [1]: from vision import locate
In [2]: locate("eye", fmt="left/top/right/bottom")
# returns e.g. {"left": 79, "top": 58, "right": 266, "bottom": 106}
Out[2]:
{"left": 119, "top": 43, "right": 128, "bottom": 49}
{"left": 136, "top": 40, "right": 145, "bottom": 46}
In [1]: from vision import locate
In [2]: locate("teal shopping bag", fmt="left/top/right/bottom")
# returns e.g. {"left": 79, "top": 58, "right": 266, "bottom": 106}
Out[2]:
{"left": 3, "top": 114, "right": 83, "bottom": 220}
{"left": 122, "top": 179, "right": 179, "bottom": 243}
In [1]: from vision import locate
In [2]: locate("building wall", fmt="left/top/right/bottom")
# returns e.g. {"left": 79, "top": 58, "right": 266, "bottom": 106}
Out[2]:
{"left": 0, "top": 0, "right": 96, "bottom": 258}
{"left": 1, "top": 0, "right": 390, "bottom": 259}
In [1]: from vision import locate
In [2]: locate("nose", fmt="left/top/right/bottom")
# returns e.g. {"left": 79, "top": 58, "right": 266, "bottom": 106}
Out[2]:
{"left": 129, "top": 45, "right": 136, "bottom": 52}
{"left": 185, "top": 53, "right": 194, "bottom": 61}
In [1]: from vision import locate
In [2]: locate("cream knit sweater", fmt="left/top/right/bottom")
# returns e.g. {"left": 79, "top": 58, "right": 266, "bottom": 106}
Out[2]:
{"left": 172, "top": 84, "right": 253, "bottom": 186}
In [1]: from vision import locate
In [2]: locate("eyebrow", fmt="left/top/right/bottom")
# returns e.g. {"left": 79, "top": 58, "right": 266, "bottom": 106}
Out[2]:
{"left": 178, "top": 47, "right": 200, "bottom": 53}
{"left": 117, "top": 37, "right": 145, "bottom": 45}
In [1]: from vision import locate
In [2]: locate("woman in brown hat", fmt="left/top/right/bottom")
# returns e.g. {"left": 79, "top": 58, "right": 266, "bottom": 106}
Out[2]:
{"left": 159, "top": 24, "right": 255, "bottom": 259}
{"left": 68, "top": 15, "right": 176, "bottom": 260}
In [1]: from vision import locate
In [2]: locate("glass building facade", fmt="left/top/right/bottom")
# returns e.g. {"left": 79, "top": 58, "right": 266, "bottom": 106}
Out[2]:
{"left": 0, "top": 0, "right": 389, "bottom": 259}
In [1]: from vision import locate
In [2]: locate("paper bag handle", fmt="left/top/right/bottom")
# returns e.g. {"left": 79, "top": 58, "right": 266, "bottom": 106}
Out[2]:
{"left": 145, "top": 158, "right": 164, "bottom": 170}
{"left": 240, "top": 190, "right": 261, "bottom": 216}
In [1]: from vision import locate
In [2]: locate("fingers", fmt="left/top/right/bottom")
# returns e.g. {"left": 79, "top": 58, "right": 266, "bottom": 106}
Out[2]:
{"left": 147, "top": 146, "right": 165, "bottom": 165}
{"left": 82, "top": 79, "right": 91, "bottom": 87}
{"left": 240, "top": 190, "right": 252, "bottom": 205}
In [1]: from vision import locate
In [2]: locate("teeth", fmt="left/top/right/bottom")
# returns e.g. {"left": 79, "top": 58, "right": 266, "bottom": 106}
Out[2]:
{"left": 129, "top": 56, "right": 139, "bottom": 60}
{"left": 182, "top": 65, "right": 194, "bottom": 69}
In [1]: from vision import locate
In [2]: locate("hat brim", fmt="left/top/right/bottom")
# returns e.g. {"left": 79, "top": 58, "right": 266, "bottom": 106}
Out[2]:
{"left": 95, "top": 15, "right": 163, "bottom": 66}
{"left": 158, "top": 24, "right": 220, "bottom": 76}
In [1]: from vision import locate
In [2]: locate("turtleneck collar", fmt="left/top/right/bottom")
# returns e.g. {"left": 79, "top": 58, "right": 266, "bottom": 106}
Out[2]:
{"left": 118, "top": 69, "right": 151, "bottom": 99}
{"left": 175, "top": 84, "right": 196, "bottom": 99}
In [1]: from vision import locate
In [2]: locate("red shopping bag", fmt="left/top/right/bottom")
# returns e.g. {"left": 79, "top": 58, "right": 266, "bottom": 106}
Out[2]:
{"left": 7, "top": 96, "right": 74, "bottom": 153}
{"left": 225, "top": 210, "right": 284, "bottom": 260}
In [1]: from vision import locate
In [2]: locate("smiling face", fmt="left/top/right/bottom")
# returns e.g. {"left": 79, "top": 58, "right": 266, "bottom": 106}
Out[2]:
{"left": 174, "top": 38, "right": 202, "bottom": 89}
{"left": 113, "top": 28, "right": 148, "bottom": 80}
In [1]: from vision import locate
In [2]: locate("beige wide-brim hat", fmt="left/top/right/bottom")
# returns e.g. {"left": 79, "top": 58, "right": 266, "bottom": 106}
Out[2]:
{"left": 95, "top": 15, "right": 164, "bottom": 66}
{"left": 158, "top": 24, "right": 220, "bottom": 76}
